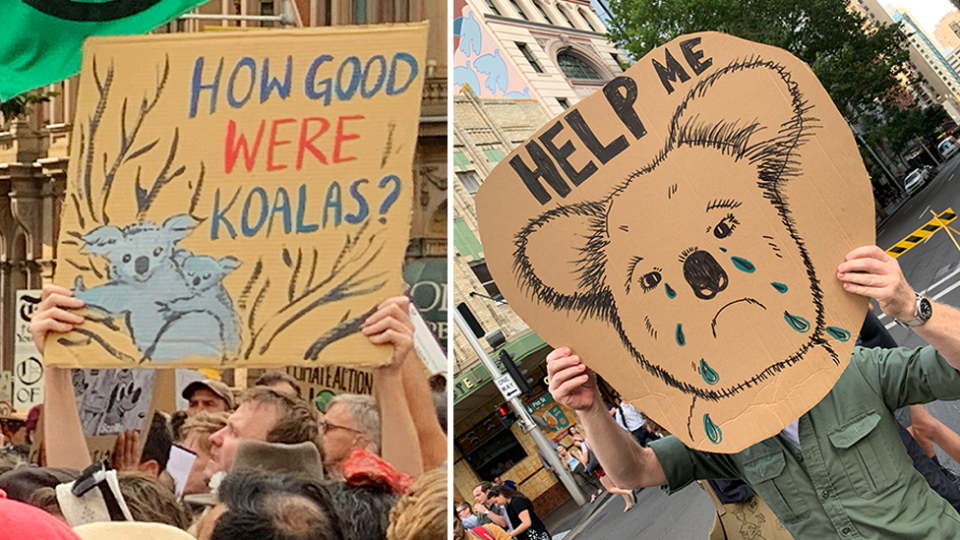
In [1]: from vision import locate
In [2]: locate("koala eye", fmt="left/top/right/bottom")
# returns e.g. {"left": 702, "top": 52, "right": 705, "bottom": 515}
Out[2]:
{"left": 639, "top": 270, "right": 662, "bottom": 293}
{"left": 153, "top": 247, "right": 163, "bottom": 257}
{"left": 122, "top": 254, "right": 132, "bottom": 263}
{"left": 713, "top": 213, "right": 740, "bottom": 239}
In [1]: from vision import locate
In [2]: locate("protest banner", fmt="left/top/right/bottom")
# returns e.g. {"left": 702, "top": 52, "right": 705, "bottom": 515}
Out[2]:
{"left": 286, "top": 364, "right": 373, "bottom": 412}
{"left": 476, "top": 32, "right": 874, "bottom": 452}
{"left": 45, "top": 24, "right": 428, "bottom": 369}
{"left": 15, "top": 290, "right": 44, "bottom": 410}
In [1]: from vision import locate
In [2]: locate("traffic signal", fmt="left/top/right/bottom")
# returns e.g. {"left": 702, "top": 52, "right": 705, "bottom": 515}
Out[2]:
{"left": 495, "top": 404, "right": 516, "bottom": 428}
{"left": 499, "top": 349, "right": 533, "bottom": 397}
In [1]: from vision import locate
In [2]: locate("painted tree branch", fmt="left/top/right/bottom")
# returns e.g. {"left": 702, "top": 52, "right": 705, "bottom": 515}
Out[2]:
{"left": 304, "top": 307, "right": 377, "bottom": 360}
{"left": 81, "top": 57, "right": 114, "bottom": 225}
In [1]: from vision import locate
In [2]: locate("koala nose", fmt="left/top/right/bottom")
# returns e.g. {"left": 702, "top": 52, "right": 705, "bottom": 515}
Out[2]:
{"left": 683, "top": 250, "right": 728, "bottom": 300}
{"left": 193, "top": 277, "right": 201, "bottom": 286}
{"left": 135, "top": 256, "right": 150, "bottom": 275}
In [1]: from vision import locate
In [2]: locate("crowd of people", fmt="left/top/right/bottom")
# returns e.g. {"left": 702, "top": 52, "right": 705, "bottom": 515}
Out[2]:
{"left": 0, "top": 286, "right": 447, "bottom": 540}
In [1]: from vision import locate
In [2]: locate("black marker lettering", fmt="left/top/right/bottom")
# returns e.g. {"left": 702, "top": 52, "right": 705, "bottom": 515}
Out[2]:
{"left": 652, "top": 48, "right": 689, "bottom": 94}
{"left": 539, "top": 120, "right": 597, "bottom": 187}
{"left": 566, "top": 109, "right": 628, "bottom": 165}
{"left": 680, "top": 37, "right": 712, "bottom": 75}
{"left": 602, "top": 77, "right": 647, "bottom": 140}
{"left": 510, "top": 140, "right": 569, "bottom": 205}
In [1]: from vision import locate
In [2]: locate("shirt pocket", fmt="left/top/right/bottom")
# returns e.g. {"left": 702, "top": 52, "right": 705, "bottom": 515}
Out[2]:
{"left": 828, "top": 411, "right": 895, "bottom": 499}
{"left": 742, "top": 448, "right": 809, "bottom": 524}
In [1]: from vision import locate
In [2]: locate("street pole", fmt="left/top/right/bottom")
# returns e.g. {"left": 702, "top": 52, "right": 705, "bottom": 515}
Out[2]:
{"left": 454, "top": 310, "right": 588, "bottom": 506}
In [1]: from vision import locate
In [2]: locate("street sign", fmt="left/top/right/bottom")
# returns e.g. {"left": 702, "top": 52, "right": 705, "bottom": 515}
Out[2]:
{"left": 886, "top": 208, "right": 957, "bottom": 258}
{"left": 14, "top": 290, "right": 44, "bottom": 410}
{"left": 493, "top": 373, "right": 521, "bottom": 401}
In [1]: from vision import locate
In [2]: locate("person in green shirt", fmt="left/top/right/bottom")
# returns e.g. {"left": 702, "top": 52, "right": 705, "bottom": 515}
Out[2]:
{"left": 547, "top": 245, "right": 960, "bottom": 540}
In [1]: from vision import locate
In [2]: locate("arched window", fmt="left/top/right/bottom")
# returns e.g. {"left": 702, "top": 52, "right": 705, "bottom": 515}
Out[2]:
{"left": 557, "top": 6, "right": 575, "bottom": 27}
{"left": 579, "top": 8, "right": 598, "bottom": 32}
{"left": 533, "top": 1, "right": 554, "bottom": 24}
{"left": 509, "top": 0, "right": 529, "bottom": 20}
{"left": 557, "top": 50, "right": 603, "bottom": 80}
{"left": 486, "top": 0, "right": 501, "bottom": 16}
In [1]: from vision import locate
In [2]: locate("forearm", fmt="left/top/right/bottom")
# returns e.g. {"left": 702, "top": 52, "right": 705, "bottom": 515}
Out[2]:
{"left": 579, "top": 392, "right": 664, "bottom": 488}
{"left": 374, "top": 368, "right": 423, "bottom": 477}
{"left": 510, "top": 522, "right": 530, "bottom": 536}
{"left": 914, "top": 302, "right": 960, "bottom": 371}
{"left": 400, "top": 349, "right": 447, "bottom": 470}
{"left": 43, "top": 367, "right": 92, "bottom": 469}
{"left": 485, "top": 508, "right": 508, "bottom": 528}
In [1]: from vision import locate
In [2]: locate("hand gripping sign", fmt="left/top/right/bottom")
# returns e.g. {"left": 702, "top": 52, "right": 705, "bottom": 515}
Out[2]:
{"left": 476, "top": 33, "right": 874, "bottom": 453}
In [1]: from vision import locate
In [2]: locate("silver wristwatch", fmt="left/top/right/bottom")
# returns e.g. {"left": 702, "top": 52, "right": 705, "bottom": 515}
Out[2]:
{"left": 895, "top": 293, "right": 933, "bottom": 328}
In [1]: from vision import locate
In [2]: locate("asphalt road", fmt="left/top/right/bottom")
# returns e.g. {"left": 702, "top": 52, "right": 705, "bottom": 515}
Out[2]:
{"left": 565, "top": 155, "right": 960, "bottom": 540}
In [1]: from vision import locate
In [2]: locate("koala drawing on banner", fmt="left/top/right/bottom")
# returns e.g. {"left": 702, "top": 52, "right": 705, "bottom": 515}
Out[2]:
{"left": 511, "top": 57, "right": 857, "bottom": 447}
{"left": 73, "top": 213, "right": 242, "bottom": 362}
{"left": 152, "top": 255, "right": 243, "bottom": 360}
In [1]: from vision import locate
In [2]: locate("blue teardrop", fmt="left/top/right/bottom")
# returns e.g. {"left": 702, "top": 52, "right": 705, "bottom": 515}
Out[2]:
{"left": 731, "top": 257, "right": 756, "bottom": 273}
{"left": 784, "top": 311, "right": 810, "bottom": 333}
{"left": 676, "top": 324, "right": 686, "bottom": 346}
{"left": 700, "top": 359, "right": 719, "bottom": 385}
{"left": 826, "top": 326, "right": 851, "bottom": 342}
{"left": 704, "top": 414, "right": 722, "bottom": 444}
{"left": 719, "top": 247, "right": 728, "bottom": 253}
{"left": 771, "top": 282, "right": 788, "bottom": 293}
{"left": 665, "top": 283, "right": 677, "bottom": 299}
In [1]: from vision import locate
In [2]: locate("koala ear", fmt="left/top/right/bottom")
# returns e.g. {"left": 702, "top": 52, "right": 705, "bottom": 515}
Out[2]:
{"left": 80, "top": 226, "right": 124, "bottom": 255}
{"left": 218, "top": 256, "right": 241, "bottom": 274}
{"left": 513, "top": 201, "right": 615, "bottom": 322}
{"left": 162, "top": 214, "right": 200, "bottom": 243}
{"left": 670, "top": 58, "right": 811, "bottom": 166}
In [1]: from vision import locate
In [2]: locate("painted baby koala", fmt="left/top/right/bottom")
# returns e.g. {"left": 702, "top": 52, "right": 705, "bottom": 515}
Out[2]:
{"left": 74, "top": 214, "right": 197, "bottom": 353}
{"left": 154, "top": 255, "right": 242, "bottom": 359}
{"left": 514, "top": 58, "right": 850, "bottom": 445}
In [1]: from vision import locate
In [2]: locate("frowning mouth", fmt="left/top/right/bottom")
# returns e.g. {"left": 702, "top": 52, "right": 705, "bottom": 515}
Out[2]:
{"left": 711, "top": 298, "right": 766, "bottom": 338}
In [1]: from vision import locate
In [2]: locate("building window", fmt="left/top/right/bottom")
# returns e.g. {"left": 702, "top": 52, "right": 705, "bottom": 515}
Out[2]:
{"left": 557, "top": 50, "right": 603, "bottom": 80}
{"left": 517, "top": 42, "right": 544, "bottom": 73}
{"left": 486, "top": 0, "right": 501, "bottom": 16}
{"left": 557, "top": 97, "right": 569, "bottom": 109}
{"left": 352, "top": 0, "right": 367, "bottom": 23}
{"left": 579, "top": 8, "right": 598, "bottom": 31}
{"left": 533, "top": 0, "right": 554, "bottom": 24}
{"left": 558, "top": 6, "right": 575, "bottom": 27}
{"left": 458, "top": 172, "right": 481, "bottom": 197}
{"left": 470, "top": 261, "right": 502, "bottom": 299}
{"left": 509, "top": 0, "right": 529, "bottom": 20}
{"left": 483, "top": 148, "right": 506, "bottom": 163}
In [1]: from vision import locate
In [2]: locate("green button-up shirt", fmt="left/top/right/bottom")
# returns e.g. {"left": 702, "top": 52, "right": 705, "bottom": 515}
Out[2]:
{"left": 649, "top": 345, "right": 960, "bottom": 540}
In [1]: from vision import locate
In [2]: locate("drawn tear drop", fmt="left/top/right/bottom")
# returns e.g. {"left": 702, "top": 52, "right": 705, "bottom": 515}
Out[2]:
{"left": 675, "top": 323, "right": 686, "bottom": 346}
{"left": 771, "top": 282, "right": 788, "bottom": 293}
{"left": 826, "top": 326, "right": 851, "bottom": 342}
{"left": 665, "top": 283, "right": 677, "bottom": 299}
{"left": 704, "top": 414, "right": 722, "bottom": 444}
{"left": 719, "top": 247, "right": 728, "bottom": 253}
{"left": 700, "top": 359, "right": 719, "bottom": 385}
{"left": 784, "top": 311, "right": 810, "bottom": 333}
{"left": 731, "top": 256, "right": 755, "bottom": 273}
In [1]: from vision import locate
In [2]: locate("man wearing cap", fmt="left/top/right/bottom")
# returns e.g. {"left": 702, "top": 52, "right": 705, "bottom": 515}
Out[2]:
{"left": 183, "top": 380, "right": 235, "bottom": 417}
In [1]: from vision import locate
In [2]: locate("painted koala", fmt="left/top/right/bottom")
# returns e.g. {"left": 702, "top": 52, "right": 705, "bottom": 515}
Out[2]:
{"left": 513, "top": 58, "right": 851, "bottom": 445}
{"left": 154, "top": 255, "right": 242, "bottom": 359}
{"left": 73, "top": 214, "right": 198, "bottom": 352}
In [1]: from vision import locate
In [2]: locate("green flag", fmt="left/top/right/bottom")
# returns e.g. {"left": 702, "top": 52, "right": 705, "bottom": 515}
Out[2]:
{"left": 0, "top": 0, "right": 209, "bottom": 100}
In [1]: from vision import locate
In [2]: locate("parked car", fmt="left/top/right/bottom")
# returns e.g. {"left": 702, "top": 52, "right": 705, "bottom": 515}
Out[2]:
{"left": 904, "top": 169, "right": 926, "bottom": 194}
{"left": 939, "top": 138, "right": 958, "bottom": 160}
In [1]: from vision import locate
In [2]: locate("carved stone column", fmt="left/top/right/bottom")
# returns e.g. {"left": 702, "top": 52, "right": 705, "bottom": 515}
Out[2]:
{"left": 10, "top": 163, "right": 44, "bottom": 289}
{"left": 0, "top": 176, "right": 16, "bottom": 372}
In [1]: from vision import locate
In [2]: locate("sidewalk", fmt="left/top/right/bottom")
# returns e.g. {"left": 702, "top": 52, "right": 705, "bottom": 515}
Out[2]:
{"left": 542, "top": 491, "right": 621, "bottom": 540}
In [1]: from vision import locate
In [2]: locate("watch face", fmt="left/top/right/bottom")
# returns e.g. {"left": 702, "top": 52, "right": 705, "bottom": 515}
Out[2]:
{"left": 919, "top": 297, "right": 933, "bottom": 320}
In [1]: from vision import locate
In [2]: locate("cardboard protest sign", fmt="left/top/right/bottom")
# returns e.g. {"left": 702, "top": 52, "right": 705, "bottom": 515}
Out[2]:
{"left": 45, "top": 25, "right": 428, "bottom": 369}
{"left": 475, "top": 32, "right": 874, "bottom": 452}
{"left": 72, "top": 369, "right": 156, "bottom": 436}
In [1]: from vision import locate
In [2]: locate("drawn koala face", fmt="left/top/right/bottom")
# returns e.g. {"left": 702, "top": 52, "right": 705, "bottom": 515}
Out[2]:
{"left": 79, "top": 214, "right": 198, "bottom": 284}
{"left": 604, "top": 146, "right": 818, "bottom": 394}
{"left": 181, "top": 255, "right": 240, "bottom": 293}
